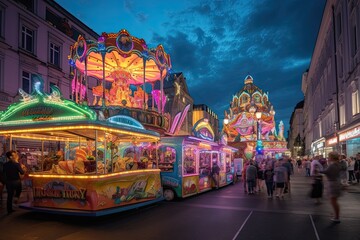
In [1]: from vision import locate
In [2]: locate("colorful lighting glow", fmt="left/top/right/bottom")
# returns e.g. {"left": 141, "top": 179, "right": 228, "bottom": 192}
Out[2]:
{"left": 0, "top": 125, "right": 160, "bottom": 141}
{"left": 29, "top": 169, "right": 160, "bottom": 179}
{"left": 199, "top": 142, "right": 212, "bottom": 150}
{"left": 0, "top": 75, "right": 96, "bottom": 126}
{"left": 192, "top": 119, "right": 215, "bottom": 142}
{"left": 107, "top": 115, "right": 144, "bottom": 129}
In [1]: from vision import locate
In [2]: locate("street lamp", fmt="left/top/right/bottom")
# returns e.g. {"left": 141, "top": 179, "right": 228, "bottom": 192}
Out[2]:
{"left": 255, "top": 111, "right": 262, "bottom": 140}
{"left": 223, "top": 117, "right": 229, "bottom": 125}
{"left": 255, "top": 111, "right": 264, "bottom": 156}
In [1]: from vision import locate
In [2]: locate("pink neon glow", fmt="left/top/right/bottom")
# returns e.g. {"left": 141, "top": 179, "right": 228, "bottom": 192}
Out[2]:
{"left": 71, "top": 78, "right": 86, "bottom": 99}
{"left": 151, "top": 90, "right": 166, "bottom": 112}
{"left": 170, "top": 112, "right": 182, "bottom": 134}
{"left": 174, "top": 104, "right": 190, "bottom": 135}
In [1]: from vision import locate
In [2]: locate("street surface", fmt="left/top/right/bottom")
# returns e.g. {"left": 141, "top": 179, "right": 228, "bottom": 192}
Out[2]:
{"left": 1, "top": 169, "right": 359, "bottom": 240}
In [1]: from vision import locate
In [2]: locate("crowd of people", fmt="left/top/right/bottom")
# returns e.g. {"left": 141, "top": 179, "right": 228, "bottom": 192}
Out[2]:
{"left": 241, "top": 152, "right": 360, "bottom": 223}
{"left": 242, "top": 156, "right": 293, "bottom": 198}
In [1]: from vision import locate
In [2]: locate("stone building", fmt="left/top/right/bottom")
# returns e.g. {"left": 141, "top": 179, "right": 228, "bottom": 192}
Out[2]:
{"left": 288, "top": 100, "right": 305, "bottom": 157}
{"left": 0, "top": 0, "right": 98, "bottom": 111}
{"left": 302, "top": 0, "right": 360, "bottom": 157}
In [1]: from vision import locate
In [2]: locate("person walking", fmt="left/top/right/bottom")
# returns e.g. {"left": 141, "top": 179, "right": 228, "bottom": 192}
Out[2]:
{"left": 310, "top": 166, "right": 323, "bottom": 204}
{"left": 3, "top": 150, "right": 25, "bottom": 215}
{"left": 211, "top": 161, "right": 220, "bottom": 189}
{"left": 321, "top": 151, "right": 342, "bottom": 223}
{"left": 0, "top": 155, "right": 5, "bottom": 204}
{"left": 264, "top": 164, "right": 274, "bottom": 198}
{"left": 305, "top": 159, "right": 311, "bottom": 177}
{"left": 354, "top": 153, "right": 360, "bottom": 184}
{"left": 274, "top": 161, "right": 288, "bottom": 199}
{"left": 347, "top": 157, "right": 355, "bottom": 184}
{"left": 246, "top": 161, "right": 257, "bottom": 194}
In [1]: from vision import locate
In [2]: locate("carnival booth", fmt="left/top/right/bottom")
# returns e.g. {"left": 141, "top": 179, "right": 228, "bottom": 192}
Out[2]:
{"left": 0, "top": 77, "right": 162, "bottom": 216}
{"left": 223, "top": 75, "right": 288, "bottom": 160}
{"left": 159, "top": 119, "right": 236, "bottom": 201}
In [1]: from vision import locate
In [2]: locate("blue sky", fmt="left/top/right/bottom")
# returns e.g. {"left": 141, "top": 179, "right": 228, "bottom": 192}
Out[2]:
{"left": 56, "top": 0, "right": 326, "bottom": 136}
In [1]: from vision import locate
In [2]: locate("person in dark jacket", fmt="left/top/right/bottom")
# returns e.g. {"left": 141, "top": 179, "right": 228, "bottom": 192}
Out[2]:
{"left": 354, "top": 153, "right": 360, "bottom": 184}
{"left": 211, "top": 161, "right": 220, "bottom": 189}
{"left": 3, "top": 150, "right": 25, "bottom": 214}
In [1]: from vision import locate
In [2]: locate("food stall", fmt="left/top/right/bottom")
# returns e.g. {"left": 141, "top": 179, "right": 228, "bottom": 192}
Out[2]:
{"left": 0, "top": 78, "right": 163, "bottom": 216}
{"left": 158, "top": 119, "right": 236, "bottom": 201}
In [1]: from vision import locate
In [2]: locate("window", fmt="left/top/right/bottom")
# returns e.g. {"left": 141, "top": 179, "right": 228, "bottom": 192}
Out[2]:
{"left": 336, "top": 12, "right": 342, "bottom": 38}
{"left": 338, "top": 54, "right": 343, "bottom": 77}
{"left": 158, "top": 146, "right": 176, "bottom": 172}
{"left": 350, "top": 24, "right": 358, "bottom": 56}
{"left": 21, "top": 25, "right": 34, "bottom": 53}
{"left": 0, "top": 6, "right": 4, "bottom": 38}
{"left": 49, "top": 42, "right": 60, "bottom": 67}
{"left": 354, "top": 25, "right": 358, "bottom": 53}
{"left": 199, "top": 151, "right": 211, "bottom": 177}
{"left": 339, "top": 104, "right": 345, "bottom": 126}
{"left": 22, "top": 71, "right": 33, "bottom": 93}
{"left": 352, "top": 90, "right": 360, "bottom": 115}
{"left": 0, "top": 57, "right": 3, "bottom": 91}
{"left": 183, "top": 146, "right": 196, "bottom": 175}
{"left": 242, "top": 95, "right": 248, "bottom": 103}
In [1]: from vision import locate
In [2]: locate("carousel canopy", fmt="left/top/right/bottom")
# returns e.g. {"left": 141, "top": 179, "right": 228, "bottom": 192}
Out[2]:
{"left": 69, "top": 29, "right": 172, "bottom": 85}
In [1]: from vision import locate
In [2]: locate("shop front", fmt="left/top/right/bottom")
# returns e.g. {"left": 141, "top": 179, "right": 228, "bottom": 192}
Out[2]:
{"left": 325, "top": 136, "right": 338, "bottom": 157}
{"left": 311, "top": 138, "right": 325, "bottom": 157}
{"left": 338, "top": 125, "right": 360, "bottom": 157}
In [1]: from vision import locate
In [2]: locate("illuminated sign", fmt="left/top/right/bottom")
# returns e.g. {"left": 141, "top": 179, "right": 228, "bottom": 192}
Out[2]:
{"left": 311, "top": 138, "right": 325, "bottom": 151}
{"left": 316, "top": 142, "right": 324, "bottom": 148}
{"left": 33, "top": 187, "right": 87, "bottom": 200}
{"left": 107, "top": 115, "right": 144, "bottom": 129}
{"left": 339, "top": 127, "right": 360, "bottom": 142}
{"left": 327, "top": 137, "right": 338, "bottom": 146}
{"left": 0, "top": 75, "right": 96, "bottom": 126}
{"left": 192, "top": 118, "right": 215, "bottom": 141}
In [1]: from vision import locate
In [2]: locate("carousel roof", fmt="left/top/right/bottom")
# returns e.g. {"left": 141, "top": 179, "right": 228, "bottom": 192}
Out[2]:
{"left": 69, "top": 29, "right": 172, "bottom": 85}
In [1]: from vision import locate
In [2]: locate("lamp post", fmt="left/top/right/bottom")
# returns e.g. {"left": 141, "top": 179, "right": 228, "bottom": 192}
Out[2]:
{"left": 255, "top": 111, "right": 262, "bottom": 140}
{"left": 223, "top": 117, "right": 229, "bottom": 125}
{"left": 255, "top": 111, "right": 264, "bottom": 157}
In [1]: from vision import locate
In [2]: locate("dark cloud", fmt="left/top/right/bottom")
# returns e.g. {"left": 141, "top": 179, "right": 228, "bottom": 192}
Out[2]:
{"left": 56, "top": 0, "right": 325, "bottom": 137}
{"left": 151, "top": 0, "right": 325, "bottom": 136}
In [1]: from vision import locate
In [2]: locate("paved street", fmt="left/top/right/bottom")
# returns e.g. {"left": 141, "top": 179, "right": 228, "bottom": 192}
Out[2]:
{"left": 1, "top": 170, "right": 359, "bottom": 240}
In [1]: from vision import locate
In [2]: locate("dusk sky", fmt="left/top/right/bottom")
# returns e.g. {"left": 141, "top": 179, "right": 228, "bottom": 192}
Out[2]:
{"left": 56, "top": 0, "right": 326, "bottom": 136}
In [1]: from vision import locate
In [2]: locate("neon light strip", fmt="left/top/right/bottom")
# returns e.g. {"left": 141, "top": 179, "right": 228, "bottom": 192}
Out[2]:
{"left": 170, "top": 112, "right": 181, "bottom": 134}
{"left": 0, "top": 99, "right": 40, "bottom": 120}
{"left": 0, "top": 125, "right": 160, "bottom": 141}
{"left": 175, "top": 104, "right": 190, "bottom": 135}
{"left": 0, "top": 116, "right": 86, "bottom": 126}
{"left": 9, "top": 134, "right": 72, "bottom": 142}
{"left": 29, "top": 169, "right": 160, "bottom": 179}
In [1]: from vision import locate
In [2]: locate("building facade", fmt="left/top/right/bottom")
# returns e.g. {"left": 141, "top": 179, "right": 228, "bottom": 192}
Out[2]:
{"left": 288, "top": 100, "right": 305, "bottom": 158}
{"left": 193, "top": 104, "right": 219, "bottom": 139}
{"left": 0, "top": 0, "right": 98, "bottom": 111}
{"left": 302, "top": 0, "right": 360, "bottom": 158}
{"left": 163, "top": 72, "right": 194, "bottom": 135}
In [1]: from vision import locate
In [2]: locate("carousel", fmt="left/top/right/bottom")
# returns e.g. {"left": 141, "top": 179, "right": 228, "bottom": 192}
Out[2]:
{"left": 222, "top": 75, "right": 287, "bottom": 160}
{"left": 0, "top": 76, "right": 163, "bottom": 216}
{"left": 68, "top": 30, "right": 237, "bottom": 200}
{"left": 69, "top": 29, "right": 172, "bottom": 133}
